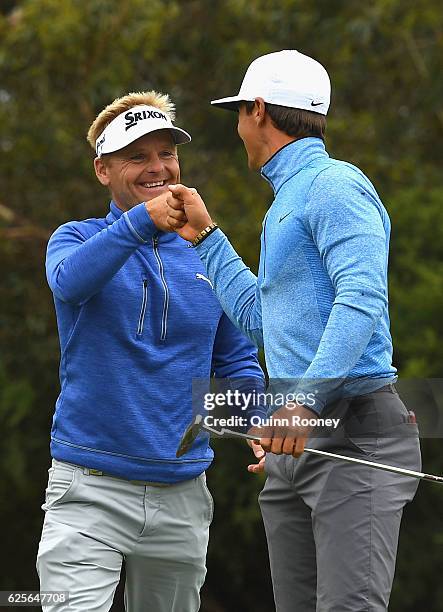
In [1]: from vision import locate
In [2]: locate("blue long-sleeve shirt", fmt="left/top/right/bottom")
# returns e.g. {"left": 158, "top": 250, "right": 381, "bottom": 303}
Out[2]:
{"left": 46, "top": 201, "right": 265, "bottom": 482}
{"left": 196, "top": 138, "right": 397, "bottom": 412}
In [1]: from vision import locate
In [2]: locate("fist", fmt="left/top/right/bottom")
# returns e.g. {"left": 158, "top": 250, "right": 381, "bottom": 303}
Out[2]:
{"left": 166, "top": 184, "right": 213, "bottom": 242}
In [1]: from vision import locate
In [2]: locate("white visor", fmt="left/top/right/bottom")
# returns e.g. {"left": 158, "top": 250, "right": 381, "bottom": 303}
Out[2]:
{"left": 95, "top": 105, "right": 191, "bottom": 156}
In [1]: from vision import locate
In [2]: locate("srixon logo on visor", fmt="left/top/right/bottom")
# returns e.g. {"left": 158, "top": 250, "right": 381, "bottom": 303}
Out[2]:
{"left": 96, "top": 133, "right": 106, "bottom": 155}
{"left": 125, "top": 109, "right": 167, "bottom": 131}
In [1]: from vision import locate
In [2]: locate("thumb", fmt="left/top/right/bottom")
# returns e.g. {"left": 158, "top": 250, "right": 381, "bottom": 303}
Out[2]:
{"left": 251, "top": 441, "right": 265, "bottom": 459}
{"left": 168, "top": 184, "right": 197, "bottom": 199}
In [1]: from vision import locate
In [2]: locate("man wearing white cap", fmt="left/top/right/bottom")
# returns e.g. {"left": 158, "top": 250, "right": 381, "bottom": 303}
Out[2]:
{"left": 36, "top": 90, "right": 265, "bottom": 611}
{"left": 166, "top": 51, "right": 421, "bottom": 611}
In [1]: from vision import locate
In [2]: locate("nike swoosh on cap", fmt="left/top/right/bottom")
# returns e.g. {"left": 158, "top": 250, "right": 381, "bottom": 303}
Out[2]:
{"left": 311, "top": 101, "right": 323, "bottom": 107}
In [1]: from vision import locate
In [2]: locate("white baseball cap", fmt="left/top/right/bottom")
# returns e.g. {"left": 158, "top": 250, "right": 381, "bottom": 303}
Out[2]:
{"left": 95, "top": 104, "right": 191, "bottom": 157}
{"left": 211, "top": 50, "right": 330, "bottom": 115}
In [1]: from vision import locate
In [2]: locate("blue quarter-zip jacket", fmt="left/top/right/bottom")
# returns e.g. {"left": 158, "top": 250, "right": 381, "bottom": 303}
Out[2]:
{"left": 196, "top": 138, "right": 397, "bottom": 412}
{"left": 46, "top": 201, "right": 264, "bottom": 482}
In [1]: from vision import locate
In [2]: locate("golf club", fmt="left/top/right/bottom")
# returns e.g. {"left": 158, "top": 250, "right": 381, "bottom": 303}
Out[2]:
{"left": 176, "top": 414, "right": 443, "bottom": 484}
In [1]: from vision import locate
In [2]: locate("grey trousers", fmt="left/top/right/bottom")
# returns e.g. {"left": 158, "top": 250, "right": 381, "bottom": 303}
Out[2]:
{"left": 259, "top": 387, "right": 421, "bottom": 612}
{"left": 36, "top": 460, "right": 213, "bottom": 612}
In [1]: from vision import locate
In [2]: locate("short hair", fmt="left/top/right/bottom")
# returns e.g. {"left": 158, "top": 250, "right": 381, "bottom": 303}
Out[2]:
{"left": 87, "top": 91, "right": 176, "bottom": 151}
{"left": 243, "top": 101, "right": 326, "bottom": 141}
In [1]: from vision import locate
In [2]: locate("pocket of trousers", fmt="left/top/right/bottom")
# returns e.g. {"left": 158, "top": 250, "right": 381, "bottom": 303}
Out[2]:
{"left": 42, "top": 461, "right": 78, "bottom": 511}
{"left": 341, "top": 395, "right": 384, "bottom": 457}
{"left": 343, "top": 392, "right": 418, "bottom": 457}
{"left": 200, "top": 474, "right": 214, "bottom": 524}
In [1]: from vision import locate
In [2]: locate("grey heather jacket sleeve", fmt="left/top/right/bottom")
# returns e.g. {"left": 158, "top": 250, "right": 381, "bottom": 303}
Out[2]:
{"left": 195, "top": 229, "right": 264, "bottom": 348}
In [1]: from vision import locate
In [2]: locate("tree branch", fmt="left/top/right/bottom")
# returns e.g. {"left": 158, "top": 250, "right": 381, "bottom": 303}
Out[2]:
{"left": 0, "top": 200, "right": 50, "bottom": 241}
{"left": 402, "top": 31, "right": 443, "bottom": 128}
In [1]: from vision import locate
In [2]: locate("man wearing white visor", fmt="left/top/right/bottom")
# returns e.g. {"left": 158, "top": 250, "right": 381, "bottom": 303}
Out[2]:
{"left": 166, "top": 51, "right": 421, "bottom": 611}
{"left": 36, "top": 91, "right": 265, "bottom": 611}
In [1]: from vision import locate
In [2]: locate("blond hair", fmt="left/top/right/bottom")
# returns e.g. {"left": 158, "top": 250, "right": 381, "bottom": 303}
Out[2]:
{"left": 87, "top": 90, "right": 176, "bottom": 150}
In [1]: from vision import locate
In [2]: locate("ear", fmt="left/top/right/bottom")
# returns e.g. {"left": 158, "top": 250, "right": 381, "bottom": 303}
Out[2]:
{"left": 94, "top": 156, "right": 111, "bottom": 186}
{"left": 254, "top": 97, "right": 267, "bottom": 126}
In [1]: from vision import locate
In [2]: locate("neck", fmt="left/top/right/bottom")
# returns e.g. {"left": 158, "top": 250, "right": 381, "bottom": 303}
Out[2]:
{"left": 259, "top": 132, "right": 297, "bottom": 168}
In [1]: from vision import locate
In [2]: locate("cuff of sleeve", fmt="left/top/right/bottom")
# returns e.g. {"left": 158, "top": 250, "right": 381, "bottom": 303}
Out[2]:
{"left": 294, "top": 384, "right": 327, "bottom": 415}
{"left": 194, "top": 227, "right": 225, "bottom": 253}
{"left": 123, "top": 203, "right": 157, "bottom": 243}
{"left": 245, "top": 408, "right": 268, "bottom": 432}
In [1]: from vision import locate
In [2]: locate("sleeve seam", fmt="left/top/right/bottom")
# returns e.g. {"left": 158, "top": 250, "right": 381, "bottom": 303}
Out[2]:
{"left": 123, "top": 211, "right": 148, "bottom": 244}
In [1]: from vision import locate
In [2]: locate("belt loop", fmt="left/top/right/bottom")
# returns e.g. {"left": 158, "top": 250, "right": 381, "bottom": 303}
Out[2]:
{"left": 84, "top": 468, "right": 104, "bottom": 476}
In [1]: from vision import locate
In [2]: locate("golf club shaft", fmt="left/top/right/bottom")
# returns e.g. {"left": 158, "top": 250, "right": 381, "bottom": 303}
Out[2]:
{"left": 207, "top": 427, "right": 261, "bottom": 442}
{"left": 201, "top": 425, "right": 443, "bottom": 483}
{"left": 303, "top": 447, "right": 443, "bottom": 483}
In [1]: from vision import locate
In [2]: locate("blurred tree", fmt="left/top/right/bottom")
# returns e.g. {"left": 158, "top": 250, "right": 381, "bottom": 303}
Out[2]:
{"left": 0, "top": 0, "right": 442, "bottom": 610}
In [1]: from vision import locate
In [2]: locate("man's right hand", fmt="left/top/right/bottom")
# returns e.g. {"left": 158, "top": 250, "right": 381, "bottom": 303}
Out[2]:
{"left": 166, "top": 184, "right": 214, "bottom": 243}
{"left": 145, "top": 192, "right": 179, "bottom": 232}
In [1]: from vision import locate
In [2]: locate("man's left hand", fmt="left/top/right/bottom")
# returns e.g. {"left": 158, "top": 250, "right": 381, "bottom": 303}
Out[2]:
{"left": 259, "top": 403, "right": 318, "bottom": 457}
{"left": 166, "top": 184, "right": 213, "bottom": 242}
{"left": 247, "top": 439, "right": 266, "bottom": 474}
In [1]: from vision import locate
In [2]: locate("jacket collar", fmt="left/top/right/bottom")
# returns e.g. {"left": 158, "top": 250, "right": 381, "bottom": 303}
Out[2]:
{"left": 106, "top": 200, "right": 125, "bottom": 223}
{"left": 260, "top": 137, "right": 329, "bottom": 195}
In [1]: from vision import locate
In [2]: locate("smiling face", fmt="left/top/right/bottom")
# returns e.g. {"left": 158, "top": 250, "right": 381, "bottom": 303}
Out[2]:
{"left": 94, "top": 129, "right": 180, "bottom": 211}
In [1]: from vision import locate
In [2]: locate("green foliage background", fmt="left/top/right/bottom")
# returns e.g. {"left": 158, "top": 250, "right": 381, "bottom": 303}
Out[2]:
{"left": 0, "top": 1, "right": 442, "bottom": 610}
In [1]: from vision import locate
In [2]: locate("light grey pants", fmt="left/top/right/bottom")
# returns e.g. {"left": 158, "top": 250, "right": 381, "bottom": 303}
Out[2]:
{"left": 36, "top": 460, "right": 213, "bottom": 612}
{"left": 259, "top": 387, "right": 421, "bottom": 612}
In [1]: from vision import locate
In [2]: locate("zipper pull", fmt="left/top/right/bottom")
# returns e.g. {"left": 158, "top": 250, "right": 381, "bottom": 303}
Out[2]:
{"left": 153, "top": 235, "right": 159, "bottom": 247}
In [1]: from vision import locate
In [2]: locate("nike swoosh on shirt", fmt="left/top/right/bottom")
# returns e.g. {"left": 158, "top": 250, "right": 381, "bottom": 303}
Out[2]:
{"left": 279, "top": 211, "right": 294, "bottom": 223}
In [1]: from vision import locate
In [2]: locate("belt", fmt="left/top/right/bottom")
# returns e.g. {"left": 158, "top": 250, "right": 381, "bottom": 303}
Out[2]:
{"left": 373, "top": 383, "right": 397, "bottom": 394}
{"left": 81, "top": 466, "right": 172, "bottom": 487}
